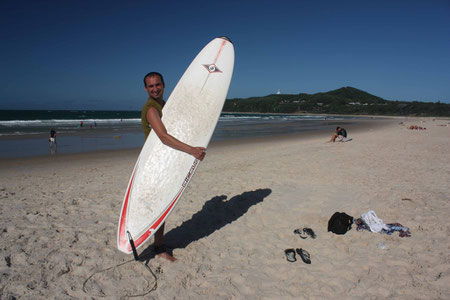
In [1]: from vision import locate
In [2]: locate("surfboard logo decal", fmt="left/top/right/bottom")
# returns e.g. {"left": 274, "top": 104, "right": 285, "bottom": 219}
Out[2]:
{"left": 182, "top": 159, "right": 199, "bottom": 187}
{"left": 203, "top": 64, "right": 222, "bottom": 73}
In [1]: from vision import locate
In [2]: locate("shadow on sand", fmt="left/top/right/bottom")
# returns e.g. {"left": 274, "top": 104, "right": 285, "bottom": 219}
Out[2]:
{"left": 139, "top": 188, "right": 271, "bottom": 261}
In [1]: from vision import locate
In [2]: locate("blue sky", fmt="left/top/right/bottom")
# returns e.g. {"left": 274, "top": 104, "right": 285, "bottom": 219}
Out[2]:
{"left": 1, "top": 0, "right": 449, "bottom": 110}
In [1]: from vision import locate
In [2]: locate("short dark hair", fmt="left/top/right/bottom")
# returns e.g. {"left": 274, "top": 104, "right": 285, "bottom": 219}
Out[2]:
{"left": 143, "top": 72, "right": 165, "bottom": 87}
{"left": 336, "top": 126, "right": 341, "bottom": 131}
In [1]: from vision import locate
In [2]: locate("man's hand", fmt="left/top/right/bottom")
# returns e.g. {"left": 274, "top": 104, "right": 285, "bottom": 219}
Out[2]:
{"left": 190, "top": 147, "right": 206, "bottom": 160}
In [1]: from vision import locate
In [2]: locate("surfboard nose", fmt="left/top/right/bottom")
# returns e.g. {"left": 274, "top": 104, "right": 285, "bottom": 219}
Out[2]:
{"left": 218, "top": 36, "right": 232, "bottom": 43}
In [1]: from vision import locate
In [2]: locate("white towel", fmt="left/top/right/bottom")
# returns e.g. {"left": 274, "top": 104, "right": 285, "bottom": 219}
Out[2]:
{"left": 361, "top": 210, "right": 388, "bottom": 233}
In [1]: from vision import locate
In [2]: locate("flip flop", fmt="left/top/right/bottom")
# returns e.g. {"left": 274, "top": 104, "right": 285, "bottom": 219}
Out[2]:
{"left": 284, "top": 249, "right": 296, "bottom": 262}
{"left": 303, "top": 228, "right": 316, "bottom": 239}
{"left": 296, "top": 248, "right": 311, "bottom": 264}
{"left": 294, "top": 229, "right": 307, "bottom": 239}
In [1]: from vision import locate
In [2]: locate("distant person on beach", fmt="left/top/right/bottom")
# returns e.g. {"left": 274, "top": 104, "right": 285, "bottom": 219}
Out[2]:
{"left": 141, "top": 72, "right": 206, "bottom": 261}
{"left": 408, "top": 125, "right": 426, "bottom": 130}
{"left": 328, "top": 126, "right": 348, "bottom": 142}
{"left": 49, "top": 128, "right": 57, "bottom": 152}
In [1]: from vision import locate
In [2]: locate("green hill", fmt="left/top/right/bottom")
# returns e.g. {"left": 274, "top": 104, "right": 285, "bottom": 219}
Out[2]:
{"left": 223, "top": 87, "right": 450, "bottom": 117}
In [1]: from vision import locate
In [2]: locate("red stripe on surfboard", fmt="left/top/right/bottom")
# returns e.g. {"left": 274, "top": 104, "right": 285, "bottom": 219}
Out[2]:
{"left": 213, "top": 40, "right": 227, "bottom": 64}
{"left": 118, "top": 178, "right": 185, "bottom": 253}
{"left": 126, "top": 159, "right": 199, "bottom": 252}
{"left": 132, "top": 186, "right": 185, "bottom": 248}
{"left": 118, "top": 170, "right": 136, "bottom": 252}
{"left": 119, "top": 159, "right": 195, "bottom": 253}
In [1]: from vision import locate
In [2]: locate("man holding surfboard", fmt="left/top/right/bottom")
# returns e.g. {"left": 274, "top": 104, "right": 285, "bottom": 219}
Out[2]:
{"left": 118, "top": 38, "right": 234, "bottom": 261}
{"left": 141, "top": 72, "right": 206, "bottom": 261}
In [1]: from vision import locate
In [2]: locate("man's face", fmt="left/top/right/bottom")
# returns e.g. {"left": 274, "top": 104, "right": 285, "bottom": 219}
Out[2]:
{"left": 144, "top": 75, "right": 164, "bottom": 101}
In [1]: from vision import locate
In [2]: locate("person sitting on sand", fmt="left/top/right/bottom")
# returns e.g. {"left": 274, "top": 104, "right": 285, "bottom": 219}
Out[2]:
{"left": 408, "top": 125, "right": 426, "bottom": 130}
{"left": 328, "top": 126, "right": 348, "bottom": 142}
{"left": 141, "top": 72, "right": 206, "bottom": 261}
{"left": 49, "top": 128, "right": 57, "bottom": 152}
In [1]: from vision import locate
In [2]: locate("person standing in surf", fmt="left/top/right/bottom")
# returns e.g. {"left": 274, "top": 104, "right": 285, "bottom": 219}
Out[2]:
{"left": 49, "top": 128, "right": 57, "bottom": 153}
{"left": 141, "top": 72, "right": 206, "bottom": 261}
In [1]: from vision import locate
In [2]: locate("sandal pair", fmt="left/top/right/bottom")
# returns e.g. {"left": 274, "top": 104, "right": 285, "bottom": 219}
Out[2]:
{"left": 294, "top": 227, "right": 316, "bottom": 239}
{"left": 284, "top": 248, "right": 311, "bottom": 264}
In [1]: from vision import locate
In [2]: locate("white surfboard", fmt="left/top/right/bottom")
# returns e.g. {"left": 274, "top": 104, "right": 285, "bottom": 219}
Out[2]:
{"left": 117, "top": 37, "right": 234, "bottom": 254}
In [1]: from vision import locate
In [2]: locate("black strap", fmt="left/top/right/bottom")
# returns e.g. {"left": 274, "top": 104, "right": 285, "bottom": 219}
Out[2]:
{"left": 127, "top": 231, "right": 140, "bottom": 261}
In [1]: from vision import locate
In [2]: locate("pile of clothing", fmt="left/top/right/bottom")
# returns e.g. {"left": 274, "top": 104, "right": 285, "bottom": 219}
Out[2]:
{"left": 355, "top": 210, "right": 411, "bottom": 238}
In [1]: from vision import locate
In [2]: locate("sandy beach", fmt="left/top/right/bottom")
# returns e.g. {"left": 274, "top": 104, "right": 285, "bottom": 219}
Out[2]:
{"left": 0, "top": 117, "right": 449, "bottom": 299}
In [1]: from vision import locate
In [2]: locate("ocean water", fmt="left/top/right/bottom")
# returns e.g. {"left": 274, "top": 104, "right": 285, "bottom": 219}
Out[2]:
{"left": 0, "top": 110, "right": 360, "bottom": 158}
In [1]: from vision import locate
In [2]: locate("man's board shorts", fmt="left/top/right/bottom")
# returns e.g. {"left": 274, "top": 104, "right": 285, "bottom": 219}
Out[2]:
{"left": 50, "top": 138, "right": 55, "bottom": 143}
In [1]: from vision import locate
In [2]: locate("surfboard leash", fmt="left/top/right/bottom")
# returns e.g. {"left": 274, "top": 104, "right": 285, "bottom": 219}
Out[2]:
{"left": 82, "top": 259, "right": 158, "bottom": 298}
{"left": 127, "top": 230, "right": 140, "bottom": 261}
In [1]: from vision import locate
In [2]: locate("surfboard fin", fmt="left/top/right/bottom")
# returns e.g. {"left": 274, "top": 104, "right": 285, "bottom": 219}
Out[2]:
{"left": 127, "top": 231, "right": 140, "bottom": 261}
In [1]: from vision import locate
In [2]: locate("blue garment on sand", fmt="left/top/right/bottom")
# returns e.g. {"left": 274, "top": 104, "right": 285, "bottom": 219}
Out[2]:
{"left": 381, "top": 223, "right": 411, "bottom": 237}
{"left": 355, "top": 219, "right": 411, "bottom": 237}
